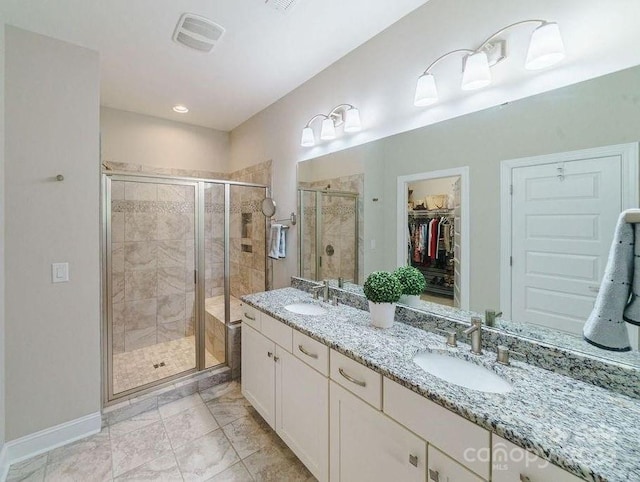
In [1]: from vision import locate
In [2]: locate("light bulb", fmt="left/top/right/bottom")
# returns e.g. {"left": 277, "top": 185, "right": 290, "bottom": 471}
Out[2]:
{"left": 414, "top": 73, "right": 438, "bottom": 106}
{"left": 320, "top": 118, "right": 336, "bottom": 140}
{"left": 525, "top": 22, "right": 565, "bottom": 70}
{"left": 344, "top": 108, "right": 362, "bottom": 132}
{"left": 300, "top": 127, "right": 315, "bottom": 147}
{"left": 461, "top": 51, "right": 491, "bottom": 91}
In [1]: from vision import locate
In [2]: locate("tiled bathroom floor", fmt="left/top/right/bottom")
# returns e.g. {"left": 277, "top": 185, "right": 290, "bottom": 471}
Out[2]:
{"left": 113, "top": 336, "right": 221, "bottom": 394}
{"left": 7, "top": 381, "right": 315, "bottom": 482}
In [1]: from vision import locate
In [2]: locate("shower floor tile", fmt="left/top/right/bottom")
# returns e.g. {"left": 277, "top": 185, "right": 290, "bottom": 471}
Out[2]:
{"left": 113, "top": 336, "right": 221, "bottom": 394}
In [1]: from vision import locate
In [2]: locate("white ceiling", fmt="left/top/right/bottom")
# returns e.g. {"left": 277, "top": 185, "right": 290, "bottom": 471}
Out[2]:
{"left": 0, "top": 0, "right": 428, "bottom": 131}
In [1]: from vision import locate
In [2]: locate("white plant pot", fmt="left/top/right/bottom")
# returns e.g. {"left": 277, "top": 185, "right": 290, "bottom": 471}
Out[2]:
{"left": 368, "top": 301, "right": 396, "bottom": 329}
{"left": 399, "top": 294, "right": 421, "bottom": 307}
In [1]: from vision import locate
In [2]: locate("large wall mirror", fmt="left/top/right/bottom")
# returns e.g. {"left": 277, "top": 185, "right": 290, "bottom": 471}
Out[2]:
{"left": 297, "top": 64, "right": 640, "bottom": 369}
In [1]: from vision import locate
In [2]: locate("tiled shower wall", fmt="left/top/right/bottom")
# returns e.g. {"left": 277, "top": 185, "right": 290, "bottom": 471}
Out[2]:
{"left": 299, "top": 173, "right": 364, "bottom": 283}
{"left": 111, "top": 181, "right": 196, "bottom": 354}
{"left": 229, "top": 160, "right": 272, "bottom": 297}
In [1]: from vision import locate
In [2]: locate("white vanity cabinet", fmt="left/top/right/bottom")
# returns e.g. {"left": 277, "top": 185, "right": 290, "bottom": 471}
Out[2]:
{"left": 330, "top": 381, "right": 426, "bottom": 482}
{"left": 428, "top": 445, "right": 485, "bottom": 482}
{"left": 492, "top": 436, "right": 583, "bottom": 482}
{"left": 241, "top": 322, "right": 276, "bottom": 426}
{"left": 240, "top": 311, "right": 329, "bottom": 482}
{"left": 242, "top": 304, "right": 587, "bottom": 482}
{"left": 275, "top": 346, "right": 328, "bottom": 482}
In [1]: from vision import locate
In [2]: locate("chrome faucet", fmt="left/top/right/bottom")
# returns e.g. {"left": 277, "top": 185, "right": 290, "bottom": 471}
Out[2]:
{"left": 310, "top": 285, "right": 323, "bottom": 300}
{"left": 463, "top": 316, "right": 483, "bottom": 355}
{"left": 485, "top": 309, "right": 503, "bottom": 327}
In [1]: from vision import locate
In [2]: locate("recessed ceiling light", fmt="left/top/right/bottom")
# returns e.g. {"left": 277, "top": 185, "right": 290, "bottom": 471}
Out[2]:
{"left": 173, "top": 105, "right": 189, "bottom": 113}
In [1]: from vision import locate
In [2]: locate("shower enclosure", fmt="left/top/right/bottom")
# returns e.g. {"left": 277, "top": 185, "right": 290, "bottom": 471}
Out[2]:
{"left": 298, "top": 188, "right": 359, "bottom": 282}
{"left": 102, "top": 173, "right": 268, "bottom": 403}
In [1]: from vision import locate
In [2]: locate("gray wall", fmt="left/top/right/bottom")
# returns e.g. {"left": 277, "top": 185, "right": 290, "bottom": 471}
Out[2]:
{"left": 0, "top": 19, "right": 6, "bottom": 450}
{"left": 5, "top": 27, "right": 100, "bottom": 440}
{"left": 100, "top": 107, "right": 230, "bottom": 173}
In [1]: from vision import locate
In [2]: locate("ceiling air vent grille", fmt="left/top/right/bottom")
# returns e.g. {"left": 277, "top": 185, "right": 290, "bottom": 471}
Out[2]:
{"left": 173, "top": 13, "right": 225, "bottom": 53}
{"left": 264, "top": 0, "right": 300, "bottom": 13}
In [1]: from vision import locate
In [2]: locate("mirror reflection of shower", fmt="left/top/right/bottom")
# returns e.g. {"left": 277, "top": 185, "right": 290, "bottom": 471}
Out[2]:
{"left": 298, "top": 188, "right": 360, "bottom": 284}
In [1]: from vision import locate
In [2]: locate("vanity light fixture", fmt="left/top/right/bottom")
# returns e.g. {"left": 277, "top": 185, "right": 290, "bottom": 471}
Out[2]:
{"left": 300, "top": 104, "right": 361, "bottom": 147}
{"left": 173, "top": 104, "right": 189, "bottom": 113}
{"left": 414, "top": 19, "right": 565, "bottom": 106}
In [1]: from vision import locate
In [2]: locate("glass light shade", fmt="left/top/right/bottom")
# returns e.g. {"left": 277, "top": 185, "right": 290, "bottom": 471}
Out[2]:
{"left": 320, "top": 117, "right": 336, "bottom": 140}
{"left": 461, "top": 51, "right": 491, "bottom": 91}
{"left": 525, "top": 22, "right": 565, "bottom": 70}
{"left": 414, "top": 73, "right": 438, "bottom": 106}
{"left": 344, "top": 108, "right": 362, "bottom": 132}
{"left": 300, "top": 127, "right": 315, "bottom": 147}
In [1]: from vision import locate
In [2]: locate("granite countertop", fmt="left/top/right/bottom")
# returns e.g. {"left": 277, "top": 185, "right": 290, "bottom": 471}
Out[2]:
{"left": 242, "top": 288, "right": 640, "bottom": 482}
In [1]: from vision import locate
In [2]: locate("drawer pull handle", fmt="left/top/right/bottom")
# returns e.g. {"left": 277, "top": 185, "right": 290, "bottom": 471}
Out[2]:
{"left": 244, "top": 312, "right": 256, "bottom": 321}
{"left": 274, "top": 356, "right": 280, "bottom": 362}
{"left": 267, "top": 352, "right": 273, "bottom": 358}
{"left": 429, "top": 469, "right": 440, "bottom": 482}
{"left": 519, "top": 476, "right": 531, "bottom": 482}
{"left": 338, "top": 368, "right": 366, "bottom": 387}
{"left": 298, "top": 345, "right": 318, "bottom": 359}
{"left": 409, "top": 454, "right": 418, "bottom": 467}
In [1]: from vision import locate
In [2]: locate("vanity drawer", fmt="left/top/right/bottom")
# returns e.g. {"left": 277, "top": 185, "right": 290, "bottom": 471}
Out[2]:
{"left": 293, "top": 330, "right": 329, "bottom": 376}
{"left": 240, "top": 303, "right": 261, "bottom": 331}
{"left": 384, "top": 378, "right": 490, "bottom": 480}
{"left": 262, "top": 313, "right": 293, "bottom": 352}
{"left": 330, "top": 349, "right": 382, "bottom": 409}
{"left": 428, "top": 445, "right": 485, "bottom": 482}
{"left": 492, "top": 436, "right": 583, "bottom": 482}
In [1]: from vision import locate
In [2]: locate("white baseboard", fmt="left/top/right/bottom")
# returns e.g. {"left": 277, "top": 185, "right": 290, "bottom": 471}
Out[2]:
{"left": 0, "top": 411, "right": 101, "bottom": 481}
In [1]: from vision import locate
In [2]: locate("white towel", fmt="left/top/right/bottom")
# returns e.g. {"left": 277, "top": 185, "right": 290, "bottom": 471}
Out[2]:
{"left": 278, "top": 226, "right": 287, "bottom": 258}
{"left": 268, "top": 224, "right": 282, "bottom": 260}
{"left": 583, "top": 211, "right": 633, "bottom": 351}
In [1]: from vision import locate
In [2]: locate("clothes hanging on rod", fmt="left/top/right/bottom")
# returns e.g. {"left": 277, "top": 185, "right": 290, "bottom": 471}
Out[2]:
{"left": 408, "top": 214, "right": 454, "bottom": 264}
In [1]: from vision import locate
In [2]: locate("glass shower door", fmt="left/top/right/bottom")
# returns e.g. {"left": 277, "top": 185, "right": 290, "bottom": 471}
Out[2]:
{"left": 107, "top": 177, "right": 197, "bottom": 398}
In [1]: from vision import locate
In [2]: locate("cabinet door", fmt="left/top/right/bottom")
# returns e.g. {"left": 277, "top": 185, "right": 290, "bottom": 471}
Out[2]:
{"left": 241, "top": 324, "right": 276, "bottom": 427}
{"left": 330, "top": 381, "right": 426, "bottom": 482}
{"left": 275, "top": 347, "right": 329, "bottom": 482}
{"left": 428, "top": 445, "right": 485, "bottom": 482}
{"left": 492, "top": 436, "right": 583, "bottom": 482}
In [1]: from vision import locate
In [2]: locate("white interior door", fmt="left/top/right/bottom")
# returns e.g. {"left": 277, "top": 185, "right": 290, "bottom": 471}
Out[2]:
{"left": 511, "top": 156, "right": 622, "bottom": 335}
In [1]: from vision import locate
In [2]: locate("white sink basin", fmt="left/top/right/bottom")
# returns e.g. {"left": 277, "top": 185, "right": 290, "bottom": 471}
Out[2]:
{"left": 413, "top": 351, "right": 512, "bottom": 394}
{"left": 285, "top": 303, "right": 328, "bottom": 316}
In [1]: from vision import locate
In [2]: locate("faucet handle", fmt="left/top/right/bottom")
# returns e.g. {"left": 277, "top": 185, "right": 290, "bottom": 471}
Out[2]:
{"left": 435, "top": 328, "right": 458, "bottom": 347}
{"left": 496, "top": 345, "right": 526, "bottom": 366}
{"left": 331, "top": 294, "right": 341, "bottom": 306}
{"left": 310, "top": 285, "right": 323, "bottom": 300}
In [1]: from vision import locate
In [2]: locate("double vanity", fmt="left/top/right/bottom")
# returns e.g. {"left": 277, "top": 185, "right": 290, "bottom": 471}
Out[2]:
{"left": 240, "top": 285, "right": 640, "bottom": 482}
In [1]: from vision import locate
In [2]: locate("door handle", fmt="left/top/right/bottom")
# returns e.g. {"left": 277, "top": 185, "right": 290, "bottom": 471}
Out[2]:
{"left": 409, "top": 454, "right": 418, "bottom": 467}
{"left": 244, "top": 312, "right": 256, "bottom": 321}
{"left": 267, "top": 351, "right": 273, "bottom": 358}
{"left": 588, "top": 285, "right": 600, "bottom": 293}
{"left": 428, "top": 469, "right": 440, "bottom": 482}
{"left": 519, "top": 475, "right": 532, "bottom": 482}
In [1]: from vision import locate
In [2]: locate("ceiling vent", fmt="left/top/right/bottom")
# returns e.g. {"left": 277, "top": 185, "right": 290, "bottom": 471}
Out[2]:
{"left": 264, "top": 0, "right": 300, "bottom": 13}
{"left": 173, "top": 13, "right": 225, "bottom": 53}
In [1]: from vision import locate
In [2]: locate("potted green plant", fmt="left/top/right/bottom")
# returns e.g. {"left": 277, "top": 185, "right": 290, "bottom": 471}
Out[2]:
{"left": 394, "top": 266, "right": 426, "bottom": 307}
{"left": 363, "top": 271, "right": 402, "bottom": 328}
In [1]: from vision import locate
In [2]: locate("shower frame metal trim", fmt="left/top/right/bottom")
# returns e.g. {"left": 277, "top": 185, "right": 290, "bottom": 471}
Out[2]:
{"left": 101, "top": 172, "right": 269, "bottom": 406}
{"left": 297, "top": 188, "right": 359, "bottom": 283}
